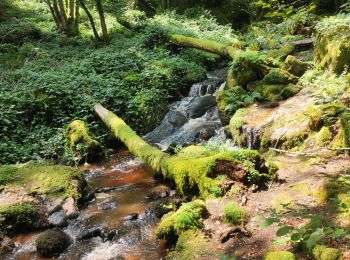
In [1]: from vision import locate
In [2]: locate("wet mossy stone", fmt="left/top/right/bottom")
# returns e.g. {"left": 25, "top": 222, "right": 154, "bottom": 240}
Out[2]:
{"left": 264, "top": 251, "right": 296, "bottom": 260}
{"left": 66, "top": 120, "right": 104, "bottom": 163}
{"left": 0, "top": 203, "right": 39, "bottom": 234}
{"left": 156, "top": 200, "right": 206, "bottom": 242}
{"left": 341, "top": 111, "right": 350, "bottom": 147}
{"left": 284, "top": 55, "right": 311, "bottom": 77}
{"left": 36, "top": 228, "right": 71, "bottom": 257}
{"left": 262, "top": 68, "right": 299, "bottom": 85}
{"left": 312, "top": 245, "right": 341, "bottom": 260}
{"left": 0, "top": 163, "right": 86, "bottom": 201}
{"left": 315, "top": 15, "right": 350, "bottom": 74}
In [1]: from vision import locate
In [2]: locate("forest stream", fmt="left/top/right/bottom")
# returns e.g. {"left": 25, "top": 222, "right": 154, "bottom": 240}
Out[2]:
{"left": 2, "top": 69, "right": 229, "bottom": 260}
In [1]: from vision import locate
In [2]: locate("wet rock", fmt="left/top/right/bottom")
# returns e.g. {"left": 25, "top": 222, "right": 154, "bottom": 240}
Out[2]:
{"left": 145, "top": 187, "right": 171, "bottom": 201}
{"left": 62, "top": 198, "right": 79, "bottom": 219}
{"left": 77, "top": 224, "right": 109, "bottom": 240}
{"left": 46, "top": 198, "right": 64, "bottom": 214}
{"left": 98, "top": 201, "right": 118, "bottom": 211}
{"left": 48, "top": 209, "right": 67, "bottom": 227}
{"left": 188, "top": 96, "right": 216, "bottom": 118}
{"left": 143, "top": 111, "right": 188, "bottom": 143}
{"left": 122, "top": 213, "right": 138, "bottom": 221}
{"left": 0, "top": 232, "right": 14, "bottom": 254}
{"left": 36, "top": 228, "right": 71, "bottom": 257}
{"left": 198, "top": 127, "right": 216, "bottom": 141}
{"left": 107, "top": 229, "right": 119, "bottom": 241}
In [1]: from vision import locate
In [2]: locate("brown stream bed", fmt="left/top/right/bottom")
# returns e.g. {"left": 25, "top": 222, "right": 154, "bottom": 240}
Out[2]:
{"left": 4, "top": 149, "right": 168, "bottom": 259}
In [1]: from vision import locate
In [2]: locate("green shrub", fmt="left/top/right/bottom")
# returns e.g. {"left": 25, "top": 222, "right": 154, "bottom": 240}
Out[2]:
{"left": 224, "top": 203, "right": 246, "bottom": 225}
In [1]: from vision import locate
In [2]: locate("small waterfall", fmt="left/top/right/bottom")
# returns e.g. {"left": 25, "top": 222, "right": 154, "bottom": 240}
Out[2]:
{"left": 143, "top": 68, "right": 228, "bottom": 151}
{"left": 242, "top": 126, "right": 261, "bottom": 150}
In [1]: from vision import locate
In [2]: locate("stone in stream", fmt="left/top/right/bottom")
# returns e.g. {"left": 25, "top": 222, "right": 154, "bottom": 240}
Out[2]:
{"left": 122, "top": 213, "right": 138, "bottom": 221}
{"left": 188, "top": 96, "right": 217, "bottom": 118}
{"left": 0, "top": 232, "right": 14, "bottom": 254}
{"left": 48, "top": 209, "right": 67, "bottom": 227}
{"left": 36, "top": 228, "right": 71, "bottom": 257}
{"left": 98, "top": 200, "right": 118, "bottom": 211}
{"left": 77, "top": 224, "right": 109, "bottom": 241}
{"left": 62, "top": 197, "right": 79, "bottom": 219}
{"left": 198, "top": 127, "right": 216, "bottom": 141}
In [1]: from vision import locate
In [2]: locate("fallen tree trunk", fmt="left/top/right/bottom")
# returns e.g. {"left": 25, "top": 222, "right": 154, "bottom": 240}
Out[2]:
{"left": 95, "top": 104, "right": 167, "bottom": 172}
{"left": 170, "top": 34, "right": 238, "bottom": 59}
{"left": 95, "top": 104, "right": 276, "bottom": 197}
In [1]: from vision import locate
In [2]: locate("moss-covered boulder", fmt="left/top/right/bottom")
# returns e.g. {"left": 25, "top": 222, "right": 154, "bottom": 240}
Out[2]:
{"left": 36, "top": 228, "right": 71, "bottom": 257}
{"left": 66, "top": 120, "right": 104, "bottom": 163}
{"left": 312, "top": 245, "right": 342, "bottom": 260}
{"left": 264, "top": 251, "right": 296, "bottom": 260}
{"left": 341, "top": 111, "right": 350, "bottom": 148}
{"left": 167, "top": 230, "right": 216, "bottom": 259}
{"left": 314, "top": 15, "right": 350, "bottom": 74}
{"left": 0, "top": 203, "right": 39, "bottom": 234}
{"left": 0, "top": 162, "right": 87, "bottom": 201}
{"left": 284, "top": 55, "right": 311, "bottom": 77}
{"left": 224, "top": 202, "right": 246, "bottom": 225}
{"left": 156, "top": 200, "right": 206, "bottom": 242}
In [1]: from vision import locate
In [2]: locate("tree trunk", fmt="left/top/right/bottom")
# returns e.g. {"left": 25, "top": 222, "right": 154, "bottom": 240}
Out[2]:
{"left": 79, "top": 0, "right": 101, "bottom": 41}
{"left": 170, "top": 34, "right": 238, "bottom": 59}
{"left": 94, "top": 0, "right": 109, "bottom": 43}
{"left": 45, "top": 0, "right": 60, "bottom": 29}
{"left": 94, "top": 104, "right": 167, "bottom": 172}
{"left": 57, "top": 0, "right": 68, "bottom": 29}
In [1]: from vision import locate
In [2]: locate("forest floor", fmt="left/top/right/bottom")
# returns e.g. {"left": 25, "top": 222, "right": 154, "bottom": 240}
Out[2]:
{"left": 203, "top": 155, "right": 350, "bottom": 259}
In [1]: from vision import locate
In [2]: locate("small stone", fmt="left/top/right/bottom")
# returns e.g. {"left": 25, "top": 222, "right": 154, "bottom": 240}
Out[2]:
{"left": 122, "top": 213, "right": 138, "bottom": 221}
{"left": 62, "top": 198, "right": 79, "bottom": 219}
{"left": 48, "top": 209, "right": 67, "bottom": 227}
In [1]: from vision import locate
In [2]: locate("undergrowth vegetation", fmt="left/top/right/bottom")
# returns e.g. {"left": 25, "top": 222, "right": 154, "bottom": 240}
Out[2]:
{"left": 0, "top": 0, "right": 234, "bottom": 164}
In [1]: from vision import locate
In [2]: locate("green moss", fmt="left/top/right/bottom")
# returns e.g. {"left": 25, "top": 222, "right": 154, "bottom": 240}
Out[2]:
{"left": 167, "top": 230, "right": 215, "bottom": 259}
{"left": 170, "top": 34, "right": 236, "bottom": 59}
{"left": 264, "top": 251, "right": 295, "bottom": 260}
{"left": 161, "top": 147, "right": 268, "bottom": 197}
{"left": 263, "top": 68, "right": 298, "bottom": 85}
{"left": 229, "top": 108, "right": 247, "bottom": 146}
{"left": 66, "top": 120, "right": 103, "bottom": 163}
{"left": 0, "top": 163, "right": 85, "bottom": 200}
{"left": 0, "top": 164, "right": 17, "bottom": 186}
{"left": 266, "top": 44, "right": 295, "bottom": 61}
{"left": 224, "top": 203, "right": 246, "bottom": 225}
{"left": 0, "top": 203, "right": 38, "bottom": 233}
{"left": 156, "top": 200, "right": 206, "bottom": 241}
{"left": 248, "top": 81, "right": 300, "bottom": 102}
{"left": 341, "top": 111, "right": 350, "bottom": 147}
{"left": 284, "top": 55, "right": 310, "bottom": 77}
{"left": 314, "top": 15, "right": 350, "bottom": 74}
{"left": 315, "top": 126, "right": 333, "bottom": 147}
{"left": 312, "top": 245, "right": 341, "bottom": 260}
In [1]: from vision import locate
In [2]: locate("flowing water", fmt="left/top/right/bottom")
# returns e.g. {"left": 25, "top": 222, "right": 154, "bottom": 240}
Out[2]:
{"left": 3, "top": 68, "right": 235, "bottom": 260}
{"left": 4, "top": 149, "right": 168, "bottom": 260}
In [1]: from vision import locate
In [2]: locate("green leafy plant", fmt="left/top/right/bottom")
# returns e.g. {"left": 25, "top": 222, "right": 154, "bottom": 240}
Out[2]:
{"left": 224, "top": 203, "right": 247, "bottom": 225}
{"left": 253, "top": 203, "right": 350, "bottom": 252}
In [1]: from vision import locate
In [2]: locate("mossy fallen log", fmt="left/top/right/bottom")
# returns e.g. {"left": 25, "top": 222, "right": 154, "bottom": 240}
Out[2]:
{"left": 170, "top": 34, "right": 238, "bottom": 59}
{"left": 95, "top": 104, "right": 277, "bottom": 197}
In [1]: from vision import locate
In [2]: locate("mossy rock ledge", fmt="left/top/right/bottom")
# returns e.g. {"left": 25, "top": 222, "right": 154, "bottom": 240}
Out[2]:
{"left": 0, "top": 163, "right": 91, "bottom": 234}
